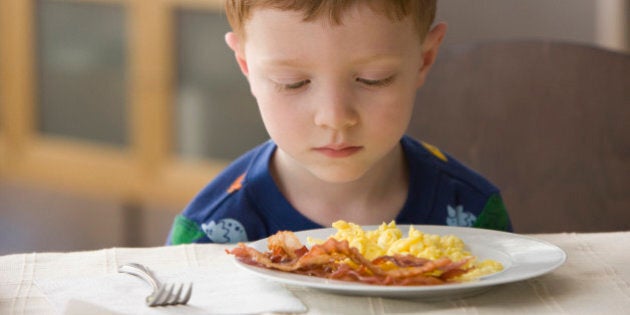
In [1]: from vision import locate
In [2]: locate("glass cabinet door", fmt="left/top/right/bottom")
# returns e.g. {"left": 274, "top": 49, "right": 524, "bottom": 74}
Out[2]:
{"left": 36, "top": 0, "right": 127, "bottom": 146}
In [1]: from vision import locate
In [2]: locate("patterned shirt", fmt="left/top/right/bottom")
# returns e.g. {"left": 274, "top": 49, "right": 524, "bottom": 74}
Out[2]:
{"left": 167, "top": 136, "right": 512, "bottom": 244}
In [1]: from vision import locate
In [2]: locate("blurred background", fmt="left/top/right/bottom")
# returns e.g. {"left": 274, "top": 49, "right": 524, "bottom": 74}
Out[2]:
{"left": 0, "top": 0, "right": 628, "bottom": 255}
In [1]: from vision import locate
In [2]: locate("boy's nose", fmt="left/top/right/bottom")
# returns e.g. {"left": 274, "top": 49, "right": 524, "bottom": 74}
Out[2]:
{"left": 313, "top": 87, "right": 359, "bottom": 130}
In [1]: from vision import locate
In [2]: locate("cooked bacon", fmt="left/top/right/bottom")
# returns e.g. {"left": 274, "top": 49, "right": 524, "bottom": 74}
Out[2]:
{"left": 372, "top": 254, "right": 431, "bottom": 267}
{"left": 267, "top": 231, "right": 307, "bottom": 261}
{"left": 226, "top": 231, "right": 474, "bottom": 286}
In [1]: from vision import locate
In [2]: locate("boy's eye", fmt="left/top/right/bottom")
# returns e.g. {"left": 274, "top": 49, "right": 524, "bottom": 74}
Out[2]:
{"left": 356, "top": 76, "right": 395, "bottom": 87}
{"left": 280, "top": 80, "right": 310, "bottom": 90}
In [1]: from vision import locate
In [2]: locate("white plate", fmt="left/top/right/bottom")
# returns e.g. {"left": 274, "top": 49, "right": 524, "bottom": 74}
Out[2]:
{"left": 233, "top": 225, "right": 566, "bottom": 299}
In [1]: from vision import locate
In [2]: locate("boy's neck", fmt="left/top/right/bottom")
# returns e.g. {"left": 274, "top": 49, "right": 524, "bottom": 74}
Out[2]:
{"left": 270, "top": 144, "right": 409, "bottom": 226}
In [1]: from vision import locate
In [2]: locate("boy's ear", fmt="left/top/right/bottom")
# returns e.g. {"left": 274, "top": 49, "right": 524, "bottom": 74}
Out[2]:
{"left": 225, "top": 32, "right": 249, "bottom": 77}
{"left": 416, "top": 22, "right": 447, "bottom": 88}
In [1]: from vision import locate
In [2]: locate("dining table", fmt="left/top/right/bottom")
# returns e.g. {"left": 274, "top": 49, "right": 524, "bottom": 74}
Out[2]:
{"left": 1, "top": 230, "right": 629, "bottom": 315}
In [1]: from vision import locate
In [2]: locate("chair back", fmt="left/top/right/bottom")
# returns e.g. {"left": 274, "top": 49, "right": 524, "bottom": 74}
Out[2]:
{"left": 409, "top": 41, "right": 630, "bottom": 233}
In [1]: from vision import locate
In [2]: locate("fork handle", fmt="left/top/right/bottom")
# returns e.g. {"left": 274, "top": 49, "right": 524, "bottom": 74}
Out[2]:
{"left": 118, "top": 263, "right": 161, "bottom": 291}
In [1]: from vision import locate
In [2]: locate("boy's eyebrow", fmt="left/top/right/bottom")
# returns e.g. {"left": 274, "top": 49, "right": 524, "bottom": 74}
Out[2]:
{"left": 260, "top": 54, "right": 402, "bottom": 68}
{"left": 260, "top": 58, "right": 307, "bottom": 68}
{"left": 353, "top": 54, "right": 403, "bottom": 66}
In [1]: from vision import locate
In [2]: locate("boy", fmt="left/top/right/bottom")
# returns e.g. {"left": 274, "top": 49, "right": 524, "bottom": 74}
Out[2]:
{"left": 167, "top": 0, "right": 512, "bottom": 245}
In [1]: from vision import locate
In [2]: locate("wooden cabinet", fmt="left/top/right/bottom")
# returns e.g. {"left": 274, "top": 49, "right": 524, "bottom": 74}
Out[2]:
{"left": 0, "top": 0, "right": 262, "bottom": 210}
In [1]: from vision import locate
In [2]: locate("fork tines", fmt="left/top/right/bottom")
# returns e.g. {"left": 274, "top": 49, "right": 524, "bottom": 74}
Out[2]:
{"left": 148, "top": 283, "right": 193, "bottom": 307}
{"left": 118, "top": 262, "right": 193, "bottom": 307}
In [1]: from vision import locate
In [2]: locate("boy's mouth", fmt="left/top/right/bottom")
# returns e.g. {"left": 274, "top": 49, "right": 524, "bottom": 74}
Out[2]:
{"left": 313, "top": 145, "right": 363, "bottom": 158}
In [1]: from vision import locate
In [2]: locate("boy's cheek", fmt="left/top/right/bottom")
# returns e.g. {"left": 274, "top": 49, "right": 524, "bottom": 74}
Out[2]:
{"left": 247, "top": 75, "right": 267, "bottom": 99}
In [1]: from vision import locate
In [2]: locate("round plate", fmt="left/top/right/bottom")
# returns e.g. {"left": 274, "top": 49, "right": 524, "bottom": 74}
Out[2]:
{"left": 232, "top": 225, "right": 566, "bottom": 298}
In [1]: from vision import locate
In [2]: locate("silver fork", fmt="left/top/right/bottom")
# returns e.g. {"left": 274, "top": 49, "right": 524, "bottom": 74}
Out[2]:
{"left": 118, "top": 262, "right": 192, "bottom": 307}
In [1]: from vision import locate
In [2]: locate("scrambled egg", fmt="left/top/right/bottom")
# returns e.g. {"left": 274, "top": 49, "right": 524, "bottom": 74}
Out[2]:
{"left": 309, "top": 220, "right": 503, "bottom": 281}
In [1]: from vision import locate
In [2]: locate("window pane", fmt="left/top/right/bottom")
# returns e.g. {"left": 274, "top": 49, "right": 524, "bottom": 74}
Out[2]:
{"left": 36, "top": 0, "right": 127, "bottom": 146}
{"left": 175, "top": 10, "right": 268, "bottom": 160}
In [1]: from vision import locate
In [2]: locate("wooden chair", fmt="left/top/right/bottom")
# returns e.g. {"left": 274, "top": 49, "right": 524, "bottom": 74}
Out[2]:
{"left": 408, "top": 41, "right": 630, "bottom": 233}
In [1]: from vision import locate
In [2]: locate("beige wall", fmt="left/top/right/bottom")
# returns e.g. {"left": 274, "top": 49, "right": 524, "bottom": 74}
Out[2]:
{"left": 437, "top": 0, "right": 628, "bottom": 52}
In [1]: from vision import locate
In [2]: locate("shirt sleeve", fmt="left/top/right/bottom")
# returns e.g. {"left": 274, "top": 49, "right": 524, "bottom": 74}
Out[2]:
{"left": 167, "top": 214, "right": 206, "bottom": 245}
{"left": 473, "top": 193, "right": 513, "bottom": 232}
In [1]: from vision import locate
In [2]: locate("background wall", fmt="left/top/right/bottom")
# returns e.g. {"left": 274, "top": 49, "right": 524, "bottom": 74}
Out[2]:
{"left": 0, "top": 0, "right": 627, "bottom": 255}
{"left": 437, "top": 0, "right": 628, "bottom": 52}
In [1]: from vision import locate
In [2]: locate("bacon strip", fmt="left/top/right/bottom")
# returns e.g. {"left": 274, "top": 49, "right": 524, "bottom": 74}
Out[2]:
{"left": 226, "top": 231, "right": 474, "bottom": 286}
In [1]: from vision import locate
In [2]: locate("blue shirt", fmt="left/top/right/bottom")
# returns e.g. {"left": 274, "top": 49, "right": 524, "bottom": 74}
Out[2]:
{"left": 167, "top": 135, "right": 512, "bottom": 244}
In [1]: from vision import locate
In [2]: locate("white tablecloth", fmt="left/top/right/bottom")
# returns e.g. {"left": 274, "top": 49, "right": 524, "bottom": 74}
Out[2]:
{"left": 1, "top": 231, "right": 630, "bottom": 314}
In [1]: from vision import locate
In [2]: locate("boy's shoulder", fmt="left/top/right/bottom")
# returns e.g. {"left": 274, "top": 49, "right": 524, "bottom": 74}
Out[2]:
{"left": 170, "top": 141, "right": 275, "bottom": 244}
{"left": 169, "top": 140, "right": 322, "bottom": 244}
{"left": 400, "top": 135, "right": 511, "bottom": 231}
{"left": 191, "top": 141, "right": 273, "bottom": 205}
{"left": 401, "top": 135, "right": 498, "bottom": 195}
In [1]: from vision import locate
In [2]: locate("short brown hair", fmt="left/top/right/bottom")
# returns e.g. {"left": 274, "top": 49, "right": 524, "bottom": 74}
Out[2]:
{"left": 225, "top": 0, "right": 437, "bottom": 41}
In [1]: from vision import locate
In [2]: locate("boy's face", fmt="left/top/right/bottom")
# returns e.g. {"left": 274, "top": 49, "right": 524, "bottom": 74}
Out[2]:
{"left": 227, "top": 4, "right": 444, "bottom": 183}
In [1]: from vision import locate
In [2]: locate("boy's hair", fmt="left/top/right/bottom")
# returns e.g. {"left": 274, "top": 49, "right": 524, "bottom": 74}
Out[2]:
{"left": 225, "top": 0, "right": 437, "bottom": 42}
